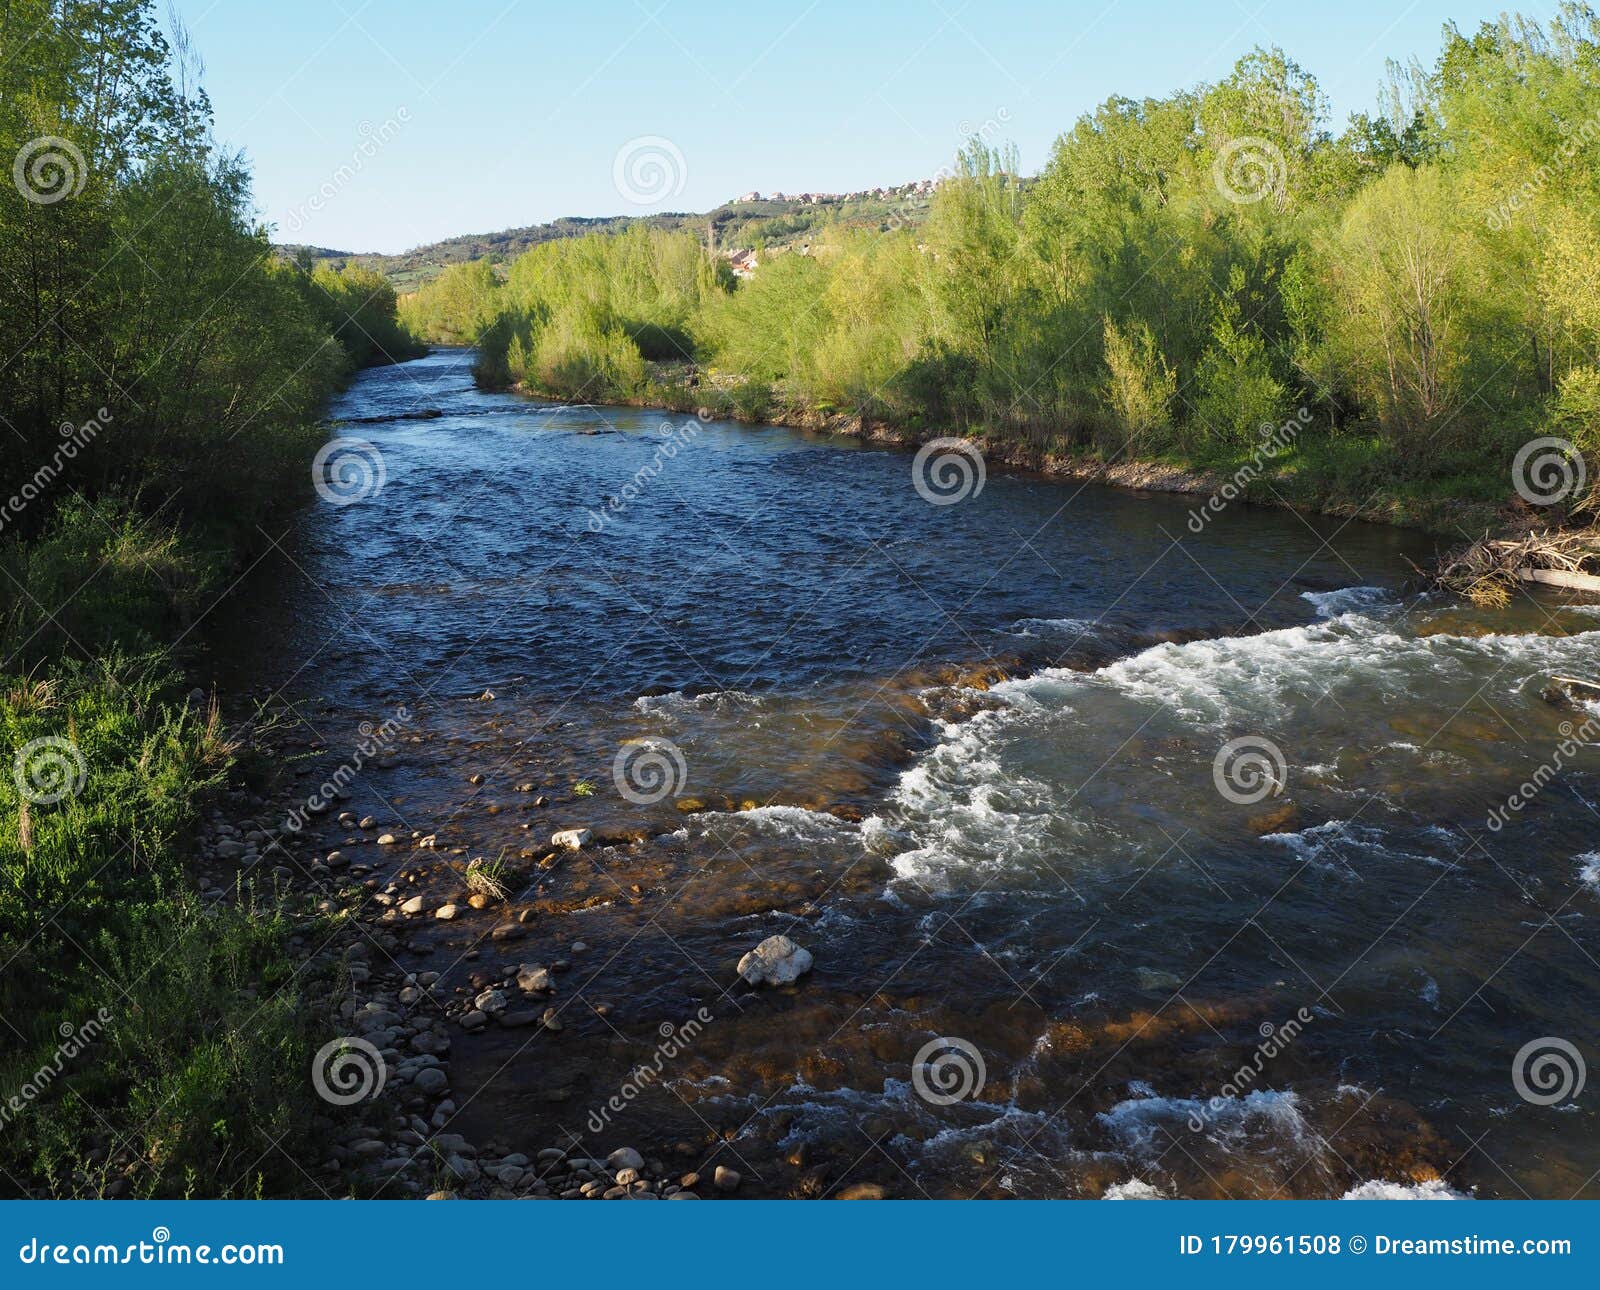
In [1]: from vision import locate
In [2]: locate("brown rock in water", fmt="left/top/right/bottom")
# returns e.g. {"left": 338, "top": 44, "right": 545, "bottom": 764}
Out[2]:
{"left": 1247, "top": 803, "right": 1298, "bottom": 835}
{"left": 835, "top": 1182, "right": 888, "bottom": 1200}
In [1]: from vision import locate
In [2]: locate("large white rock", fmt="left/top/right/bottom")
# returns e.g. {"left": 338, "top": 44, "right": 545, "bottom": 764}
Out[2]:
{"left": 551, "top": 828, "right": 592, "bottom": 850}
{"left": 737, "top": 935, "right": 813, "bottom": 986}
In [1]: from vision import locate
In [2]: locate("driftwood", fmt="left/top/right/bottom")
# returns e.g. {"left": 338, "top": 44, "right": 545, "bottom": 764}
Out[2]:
{"left": 1516, "top": 566, "right": 1600, "bottom": 592}
{"left": 1434, "top": 528, "right": 1600, "bottom": 606}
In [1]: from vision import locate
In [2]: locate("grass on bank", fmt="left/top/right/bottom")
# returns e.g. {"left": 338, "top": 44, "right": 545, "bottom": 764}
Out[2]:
{"left": 0, "top": 500, "right": 333, "bottom": 1198}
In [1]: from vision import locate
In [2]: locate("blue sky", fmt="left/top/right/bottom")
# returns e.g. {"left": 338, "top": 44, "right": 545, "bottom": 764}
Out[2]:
{"left": 175, "top": 0, "right": 1560, "bottom": 253}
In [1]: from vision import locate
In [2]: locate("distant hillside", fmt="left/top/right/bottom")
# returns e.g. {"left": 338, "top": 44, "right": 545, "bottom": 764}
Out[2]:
{"left": 279, "top": 182, "right": 940, "bottom": 291}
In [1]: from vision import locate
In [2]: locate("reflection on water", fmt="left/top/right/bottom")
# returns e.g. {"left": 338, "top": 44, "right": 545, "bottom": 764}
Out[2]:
{"left": 203, "top": 349, "right": 1600, "bottom": 1199}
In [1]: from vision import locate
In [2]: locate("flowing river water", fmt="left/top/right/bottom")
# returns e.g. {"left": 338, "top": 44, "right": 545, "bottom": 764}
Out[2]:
{"left": 205, "top": 348, "right": 1600, "bottom": 1199}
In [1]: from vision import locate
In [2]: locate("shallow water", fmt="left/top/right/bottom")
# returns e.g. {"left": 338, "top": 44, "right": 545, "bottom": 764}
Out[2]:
{"left": 205, "top": 349, "right": 1600, "bottom": 1199}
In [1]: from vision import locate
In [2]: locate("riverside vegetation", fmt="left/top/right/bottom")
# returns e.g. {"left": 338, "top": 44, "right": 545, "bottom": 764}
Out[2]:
{"left": 401, "top": 5, "right": 1600, "bottom": 532}
{"left": 0, "top": 0, "right": 420, "bottom": 1196}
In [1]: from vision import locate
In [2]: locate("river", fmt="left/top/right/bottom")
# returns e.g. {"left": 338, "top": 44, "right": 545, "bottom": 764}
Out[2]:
{"left": 203, "top": 347, "right": 1600, "bottom": 1199}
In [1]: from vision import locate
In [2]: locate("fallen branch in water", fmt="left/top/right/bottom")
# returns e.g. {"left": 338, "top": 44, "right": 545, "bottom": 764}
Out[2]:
{"left": 1433, "top": 527, "right": 1600, "bottom": 606}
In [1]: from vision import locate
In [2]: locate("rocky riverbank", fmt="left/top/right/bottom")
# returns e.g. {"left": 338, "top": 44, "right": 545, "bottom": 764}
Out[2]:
{"left": 188, "top": 713, "right": 786, "bottom": 1200}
